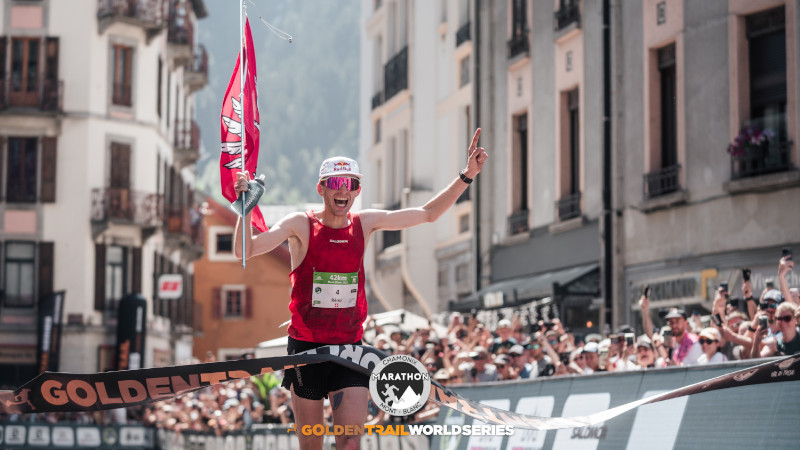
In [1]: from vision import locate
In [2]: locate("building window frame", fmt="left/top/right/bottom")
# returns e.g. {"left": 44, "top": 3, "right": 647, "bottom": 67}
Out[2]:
{"left": 3, "top": 241, "right": 36, "bottom": 308}
{"left": 221, "top": 284, "right": 246, "bottom": 319}
{"left": 208, "top": 225, "right": 238, "bottom": 262}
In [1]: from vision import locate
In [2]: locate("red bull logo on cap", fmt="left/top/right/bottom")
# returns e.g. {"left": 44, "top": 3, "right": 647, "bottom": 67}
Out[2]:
{"left": 333, "top": 161, "right": 351, "bottom": 171}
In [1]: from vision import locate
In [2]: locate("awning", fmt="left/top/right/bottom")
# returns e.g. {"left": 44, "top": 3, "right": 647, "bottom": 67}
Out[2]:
{"left": 452, "top": 263, "right": 599, "bottom": 311}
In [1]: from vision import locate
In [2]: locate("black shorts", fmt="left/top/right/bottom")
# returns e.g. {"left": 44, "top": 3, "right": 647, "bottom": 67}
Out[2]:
{"left": 281, "top": 337, "right": 369, "bottom": 400}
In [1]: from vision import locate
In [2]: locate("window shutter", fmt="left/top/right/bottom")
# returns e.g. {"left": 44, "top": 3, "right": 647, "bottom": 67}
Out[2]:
{"left": 245, "top": 288, "right": 253, "bottom": 318}
{"left": 94, "top": 244, "right": 106, "bottom": 311}
{"left": 212, "top": 288, "right": 221, "bottom": 319}
{"left": 0, "top": 37, "right": 6, "bottom": 108}
{"left": 131, "top": 247, "right": 142, "bottom": 294}
{"left": 41, "top": 137, "right": 57, "bottom": 202}
{"left": 0, "top": 136, "right": 5, "bottom": 201}
{"left": 38, "top": 242, "right": 54, "bottom": 299}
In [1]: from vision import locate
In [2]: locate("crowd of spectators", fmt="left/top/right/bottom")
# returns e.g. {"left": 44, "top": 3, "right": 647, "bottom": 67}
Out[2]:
{"left": 1, "top": 256, "right": 796, "bottom": 434}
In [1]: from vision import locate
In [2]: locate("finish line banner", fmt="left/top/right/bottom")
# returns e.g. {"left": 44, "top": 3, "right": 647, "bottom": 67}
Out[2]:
{"left": 1, "top": 346, "right": 798, "bottom": 430}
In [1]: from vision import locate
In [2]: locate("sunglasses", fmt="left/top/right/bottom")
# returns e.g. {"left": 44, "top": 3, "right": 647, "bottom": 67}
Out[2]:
{"left": 496, "top": 364, "right": 507, "bottom": 369}
{"left": 321, "top": 176, "right": 360, "bottom": 191}
{"left": 776, "top": 315, "right": 794, "bottom": 323}
{"left": 698, "top": 338, "right": 718, "bottom": 345}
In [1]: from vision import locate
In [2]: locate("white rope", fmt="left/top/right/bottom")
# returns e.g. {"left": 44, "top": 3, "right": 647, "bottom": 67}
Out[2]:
{"left": 246, "top": 0, "right": 293, "bottom": 43}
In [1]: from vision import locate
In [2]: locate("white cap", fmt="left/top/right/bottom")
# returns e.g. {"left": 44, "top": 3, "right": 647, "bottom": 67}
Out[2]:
{"left": 319, "top": 156, "right": 363, "bottom": 180}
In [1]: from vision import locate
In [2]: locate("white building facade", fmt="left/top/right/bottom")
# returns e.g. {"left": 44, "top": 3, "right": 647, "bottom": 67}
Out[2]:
{"left": 360, "top": 0, "right": 476, "bottom": 318}
{"left": 0, "top": 0, "right": 207, "bottom": 387}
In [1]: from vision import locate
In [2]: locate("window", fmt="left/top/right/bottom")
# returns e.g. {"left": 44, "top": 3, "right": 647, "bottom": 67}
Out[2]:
{"left": 157, "top": 57, "right": 162, "bottom": 117}
{"left": 112, "top": 44, "right": 133, "bottom": 106}
{"left": 105, "top": 245, "right": 127, "bottom": 311}
{"left": 557, "top": 89, "right": 581, "bottom": 221}
{"left": 459, "top": 55, "right": 470, "bottom": 87}
{"left": 216, "top": 233, "right": 233, "bottom": 254}
{"left": 658, "top": 44, "right": 677, "bottom": 169}
{"left": 456, "top": 263, "right": 469, "bottom": 283}
{"left": 508, "top": 0, "right": 528, "bottom": 58}
{"left": 10, "top": 37, "right": 40, "bottom": 107}
{"left": 459, "top": 213, "right": 470, "bottom": 233}
{"left": 216, "top": 285, "right": 251, "bottom": 319}
{"left": 7, "top": 137, "right": 37, "bottom": 203}
{"left": 568, "top": 89, "right": 580, "bottom": 196}
{"left": 747, "top": 7, "right": 786, "bottom": 136}
{"left": 509, "top": 113, "right": 529, "bottom": 232}
{"left": 4, "top": 242, "right": 35, "bottom": 307}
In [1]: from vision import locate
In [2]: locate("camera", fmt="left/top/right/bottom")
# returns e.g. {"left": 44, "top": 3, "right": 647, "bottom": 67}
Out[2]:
{"left": 711, "top": 313, "right": 723, "bottom": 327}
{"left": 758, "top": 316, "right": 768, "bottom": 330}
{"left": 719, "top": 282, "right": 729, "bottom": 294}
{"left": 624, "top": 333, "right": 635, "bottom": 347}
{"left": 782, "top": 247, "right": 793, "bottom": 261}
{"left": 742, "top": 268, "right": 751, "bottom": 282}
{"left": 642, "top": 284, "right": 651, "bottom": 298}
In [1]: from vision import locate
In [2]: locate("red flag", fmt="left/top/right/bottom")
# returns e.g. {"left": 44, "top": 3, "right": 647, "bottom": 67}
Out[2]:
{"left": 220, "top": 18, "right": 267, "bottom": 231}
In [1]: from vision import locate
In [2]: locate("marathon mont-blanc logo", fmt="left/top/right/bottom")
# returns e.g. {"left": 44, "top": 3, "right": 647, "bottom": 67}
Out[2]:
{"left": 369, "top": 354, "right": 431, "bottom": 416}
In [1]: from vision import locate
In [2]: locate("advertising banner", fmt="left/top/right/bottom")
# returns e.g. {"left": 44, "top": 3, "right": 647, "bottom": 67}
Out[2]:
{"left": 36, "top": 291, "right": 66, "bottom": 373}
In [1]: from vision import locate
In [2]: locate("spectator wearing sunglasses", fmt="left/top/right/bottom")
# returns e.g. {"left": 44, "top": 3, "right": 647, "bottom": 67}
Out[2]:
{"left": 508, "top": 344, "right": 533, "bottom": 378}
{"left": 233, "top": 130, "right": 489, "bottom": 450}
{"left": 757, "top": 303, "right": 800, "bottom": 357}
{"left": 747, "top": 289, "right": 783, "bottom": 349}
{"left": 696, "top": 328, "right": 727, "bottom": 364}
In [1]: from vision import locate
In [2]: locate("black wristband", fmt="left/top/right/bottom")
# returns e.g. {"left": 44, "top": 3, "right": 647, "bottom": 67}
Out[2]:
{"left": 745, "top": 296, "right": 754, "bottom": 302}
{"left": 459, "top": 171, "right": 473, "bottom": 184}
{"left": 748, "top": 325, "right": 756, "bottom": 332}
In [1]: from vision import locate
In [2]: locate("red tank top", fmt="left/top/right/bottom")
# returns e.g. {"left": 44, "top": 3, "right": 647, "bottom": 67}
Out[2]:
{"left": 288, "top": 211, "right": 367, "bottom": 344}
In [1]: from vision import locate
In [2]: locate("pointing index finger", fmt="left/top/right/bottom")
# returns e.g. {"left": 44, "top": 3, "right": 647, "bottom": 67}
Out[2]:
{"left": 470, "top": 128, "right": 481, "bottom": 152}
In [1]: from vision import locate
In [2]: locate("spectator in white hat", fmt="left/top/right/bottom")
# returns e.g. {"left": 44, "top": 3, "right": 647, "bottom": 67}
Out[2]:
{"left": 696, "top": 328, "right": 727, "bottom": 364}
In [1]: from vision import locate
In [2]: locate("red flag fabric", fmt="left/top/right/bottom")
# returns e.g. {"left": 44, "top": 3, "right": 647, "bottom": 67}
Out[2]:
{"left": 220, "top": 18, "right": 267, "bottom": 231}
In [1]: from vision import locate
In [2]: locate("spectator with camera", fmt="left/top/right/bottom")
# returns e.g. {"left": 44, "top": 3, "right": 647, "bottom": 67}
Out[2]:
{"left": 756, "top": 302, "right": 800, "bottom": 357}
{"left": 508, "top": 344, "right": 534, "bottom": 378}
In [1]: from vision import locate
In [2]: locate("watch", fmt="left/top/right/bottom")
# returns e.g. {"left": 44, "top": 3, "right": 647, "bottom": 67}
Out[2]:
{"left": 459, "top": 171, "right": 473, "bottom": 184}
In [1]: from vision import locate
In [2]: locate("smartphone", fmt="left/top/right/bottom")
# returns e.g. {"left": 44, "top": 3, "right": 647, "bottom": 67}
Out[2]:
{"left": 742, "top": 268, "right": 751, "bottom": 282}
{"left": 642, "top": 284, "right": 651, "bottom": 298}
{"left": 711, "top": 313, "right": 723, "bottom": 327}
{"left": 661, "top": 328, "right": 672, "bottom": 337}
{"left": 625, "top": 333, "right": 635, "bottom": 347}
{"left": 783, "top": 247, "right": 793, "bottom": 261}
{"left": 766, "top": 279, "right": 775, "bottom": 290}
{"left": 758, "top": 315, "right": 768, "bottom": 329}
{"left": 720, "top": 282, "right": 729, "bottom": 293}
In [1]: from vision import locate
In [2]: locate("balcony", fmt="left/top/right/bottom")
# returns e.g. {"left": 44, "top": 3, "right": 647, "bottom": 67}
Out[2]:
{"left": 730, "top": 116, "right": 793, "bottom": 180}
{"left": 174, "top": 119, "right": 200, "bottom": 168}
{"left": 371, "top": 91, "right": 383, "bottom": 110}
{"left": 184, "top": 45, "right": 208, "bottom": 93}
{"left": 167, "top": 6, "right": 194, "bottom": 65}
{"left": 507, "top": 209, "right": 530, "bottom": 235}
{"left": 456, "top": 22, "right": 471, "bottom": 47}
{"left": 644, "top": 164, "right": 681, "bottom": 199}
{"left": 507, "top": 35, "right": 529, "bottom": 59}
{"left": 91, "top": 188, "right": 164, "bottom": 236}
{"left": 554, "top": 0, "right": 581, "bottom": 32}
{"left": 384, "top": 46, "right": 408, "bottom": 102}
{"left": 164, "top": 204, "right": 204, "bottom": 258}
{"left": 97, "top": 0, "right": 166, "bottom": 40}
{"left": 0, "top": 78, "right": 63, "bottom": 113}
{"left": 556, "top": 193, "right": 581, "bottom": 222}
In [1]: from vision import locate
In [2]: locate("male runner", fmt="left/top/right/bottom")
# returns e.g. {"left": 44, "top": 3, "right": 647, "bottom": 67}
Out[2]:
{"left": 233, "top": 128, "right": 488, "bottom": 450}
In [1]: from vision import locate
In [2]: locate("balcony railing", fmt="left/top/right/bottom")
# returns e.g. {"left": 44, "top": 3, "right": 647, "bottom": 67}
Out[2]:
{"left": 91, "top": 188, "right": 164, "bottom": 226}
{"left": 190, "top": 45, "right": 208, "bottom": 76}
{"left": 168, "top": 9, "right": 193, "bottom": 46}
{"left": 507, "top": 35, "right": 529, "bottom": 59}
{"left": 112, "top": 82, "right": 132, "bottom": 107}
{"left": 507, "top": 209, "right": 530, "bottom": 235}
{"left": 556, "top": 193, "right": 581, "bottom": 221}
{"left": 730, "top": 116, "right": 793, "bottom": 179}
{"left": 456, "top": 22, "right": 471, "bottom": 47}
{"left": 371, "top": 91, "right": 383, "bottom": 110}
{"left": 384, "top": 46, "right": 408, "bottom": 102}
{"left": 0, "top": 78, "right": 63, "bottom": 112}
{"left": 644, "top": 164, "right": 681, "bottom": 199}
{"left": 174, "top": 119, "right": 200, "bottom": 150}
{"left": 166, "top": 205, "right": 204, "bottom": 246}
{"left": 97, "top": 0, "right": 166, "bottom": 28}
{"left": 554, "top": 0, "right": 581, "bottom": 31}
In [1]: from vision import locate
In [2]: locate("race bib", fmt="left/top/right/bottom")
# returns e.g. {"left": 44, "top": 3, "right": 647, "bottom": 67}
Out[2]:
{"left": 312, "top": 271, "right": 358, "bottom": 308}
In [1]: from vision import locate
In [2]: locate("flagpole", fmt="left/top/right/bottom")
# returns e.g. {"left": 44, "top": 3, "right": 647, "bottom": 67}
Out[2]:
{"left": 239, "top": 0, "right": 247, "bottom": 269}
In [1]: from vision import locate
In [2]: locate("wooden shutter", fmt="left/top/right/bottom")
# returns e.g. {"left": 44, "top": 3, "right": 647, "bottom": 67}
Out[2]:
{"left": 244, "top": 288, "right": 253, "bottom": 318}
{"left": 41, "top": 137, "right": 57, "bottom": 202}
{"left": 44, "top": 37, "right": 58, "bottom": 82}
{"left": 38, "top": 242, "right": 54, "bottom": 298}
{"left": 212, "top": 287, "right": 221, "bottom": 319}
{"left": 94, "top": 244, "right": 106, "bottom": 311}
{"left": 109, "top": 143, "right": 131, "bottom": 189}
{"left": 131, "top": 247, "right": 142, "bottom": 294}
